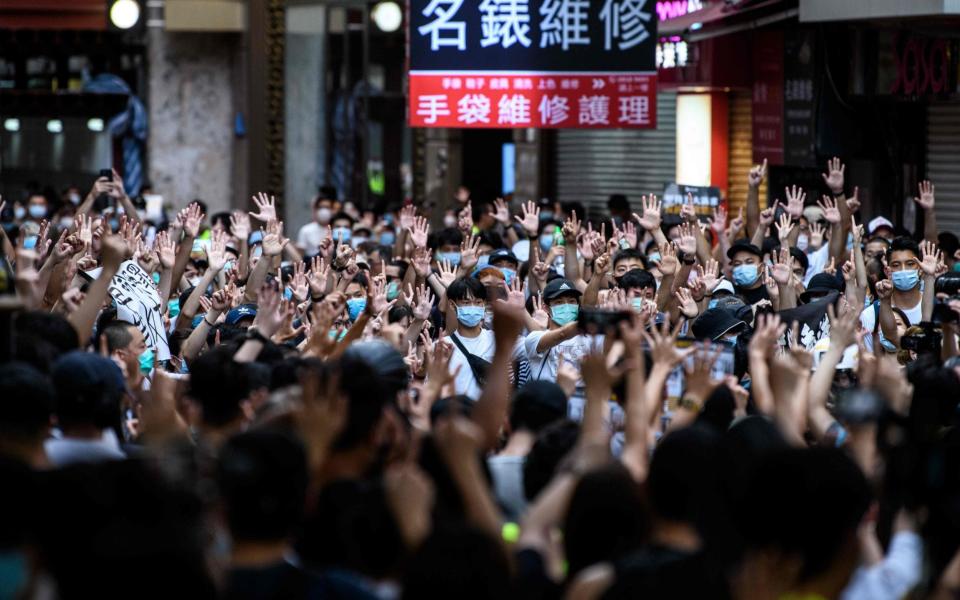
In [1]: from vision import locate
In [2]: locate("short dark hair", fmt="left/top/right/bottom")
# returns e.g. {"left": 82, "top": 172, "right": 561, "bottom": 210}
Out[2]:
{"left": 446, "top": 277, "right": 487, "bottom": 303}
{"left": 0, "top": 362, "right": 55, "bottom": 441}
{"left": 434, "top": 227, "right": 464, "bottom": 249}
{"left": 618, "top": 268, "right": 656, "bottom": 291}
{"left": 210, "top": 211, "right": 231, "bottom": 231}
{"left": 887, "top": 236, "right": 920, "bottom": 261}
{"left": 189, "top": 199, "right": 208, "bottom": 215}
{"left": 101, "top": 321, "right": 135, "bottom": 353}
{"left": 938, "top": 231, "right": 960, "bottom": 257}
{"left": 216, "top": 430, "right": 308, "bottom": 542}
{"left": 608, "top": 194, "right": 629, "bottom": 212}
{"left": 318, "top": 184, "right": 338, "bottom": 201}
{"left": 509, "top": 381, "right": 567, "bottom": 432}
{"left": 648, "top": 425, "right": 721, "bottom": 524}
{"left": 188, "top": 347, "right": 251, "bottom": 427}
{"left": 613, "top": 248, "right": 648, "bottom": 269}
{"left": 388, "top": 304, "right": 414, "bottom": 324}
{"left": 330, "top": 211, "right": 355, "bottom": 226}
{"left": 13, "top": 311, "right": 80, "bottom": 372}
{"left": 523, "top": 420, "right": 580, "bottom": 501}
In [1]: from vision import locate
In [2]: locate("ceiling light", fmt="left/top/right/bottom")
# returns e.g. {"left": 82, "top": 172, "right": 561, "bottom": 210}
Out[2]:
{"left": 87, "top": 118, "right": 105, "bottom": 132}
{"left": 109, "top": 0, "right": 141, "bottom": 29}
{"left": 372, "top": 1, "right": 402, "bottom": 32}
{"left": 47, "top": 119, "right": 63, "bottom": 134}
{"left": 3, "top": 118, "right": 19, "bottom": 132}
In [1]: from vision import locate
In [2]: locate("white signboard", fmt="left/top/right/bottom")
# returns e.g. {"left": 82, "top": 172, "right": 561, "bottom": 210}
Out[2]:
{"left": 108, "top": 260, "right": 170, "bottom": 361}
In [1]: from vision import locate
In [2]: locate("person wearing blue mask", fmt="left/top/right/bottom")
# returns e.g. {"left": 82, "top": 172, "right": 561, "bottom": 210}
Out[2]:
{"left": 487, "top": 248, "right": 520, "bottom": 285}
{"left": 617, "top": 268, "right": 657, "bottom": 314}
{"left": 524, "top": 277, "right": 592, "bottom": 385}
{"left": 344, "top": 273, "right": 369, "bottom": 322}
{"left": 859, "top": 237, "right": 926, "bottom": 353}
{"left": 727, "top": 240, "right": 770, "bottom": 306}
{"left": 330, "top": 212, "right": 355, "bottom": 246}
{"left": 444, "top": 277, "right": 524, "bottom": 400}
{"left": 101, "top": 320, "right": 152, "bottom": 384}
{"left": 433, "top": 227, "right": 464, "bottom": 268}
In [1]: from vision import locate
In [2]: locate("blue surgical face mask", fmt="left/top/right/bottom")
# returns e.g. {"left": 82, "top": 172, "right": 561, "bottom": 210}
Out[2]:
{"left": 351, "top": 236, "right": 368, "bottom": 248}
{"left": 456, "top": 305, "right": 485, "bottom": 328}
{"left": 152, "top": 272, "right": 161, "bottom": 285}
{"left": 168, "top": 299, "right": 181, "bottom": 318}
{"left": 539, "top": 233, "right": 554, "bottom": 252}
{"left": 23, "top": 235, "right": 38, "bottom": 250}
{"left": 138, "top": 348, "right": 155, "bottom": 374}
{"left": 732, "top": 264, "right": 759, "bottom": 287}
{"left": 631, "top": 297, "right": 644, "bottom": 313}
{"left": 380, "top": 232, "right": 396, "bottom": 246}
{"left": 13, "top": 206, "right": 26, "bottom": 220}
{"left": 283, "top": 287, "right": 293, "bottom": 300}
{"left": 550, "top": 303, "right": 579, "bottom": 326}
{"left": 333, "top": 227, "right": 352, "bottom": 243}
{"left": 708, "top": 299, "right": 719, "bottom": 310}
{"left": 28, "top": 204, "right": 46, "bottom": 219}
{"left": 499, "top": 267, "right": 516, "bottom": 285}
{"left": 477, "top": 254, "right": 489, "bottom": 267}
{"left": 647, "top": 252, "right": 661, "bottom": 264}
{"left": 346, "top": 297, "right": 366, "bottom": 320}
{"left": 437, "top": 251, "right": 461, "bottom": 266}
{"left": 386, "top": 280, "right": 400, "bottom": 301}
{"left": 328, "top": 328, "right": 348, "bottom": 341}
{"left": 891, "top": 269, "right": 919, "bottom": 291}
{"left": 109, "top": 218, "right": 119, "bottom": 232}
{"left": 223, "top": 260, "right": 235, "bottom": 272}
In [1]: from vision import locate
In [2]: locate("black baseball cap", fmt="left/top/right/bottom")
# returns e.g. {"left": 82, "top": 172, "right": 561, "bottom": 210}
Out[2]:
{"left": 789, "top": 247, "right": 809, "bottom": 273}
{"left": 726, "top": 239, "right": 763, "bottom": 260}
{"left": 691, "top": 308, "right": 747, "bottom": 341}
{"left": 800, "top": 273, "right": 844, "bottom": 304}
{"left": 488, "top": 248, "right": 519, "bottom": 267}
{"left": 542, "top": 278, "right": 582, "bottom": 301}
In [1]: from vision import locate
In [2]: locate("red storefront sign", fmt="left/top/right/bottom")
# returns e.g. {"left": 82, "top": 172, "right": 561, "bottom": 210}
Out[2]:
{"left": 751, "top": 30, "right": 784, "bottom": 165}
{"left": 408, "top": 71, "right": 656, "bottom": 128}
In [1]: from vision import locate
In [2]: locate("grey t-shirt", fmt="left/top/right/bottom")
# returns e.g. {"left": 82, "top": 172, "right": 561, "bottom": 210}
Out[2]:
{"left": 487, "top": 455, "right": 527, "bottom": 521}
{"left": 45, "top": 431, "right": 126, "bottom": 467}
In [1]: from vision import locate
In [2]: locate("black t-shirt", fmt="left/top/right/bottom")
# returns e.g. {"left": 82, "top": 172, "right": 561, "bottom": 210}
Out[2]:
{"left": 736, "top": 284, "right": 769, "bottom": 306}
{"left": 224, "top": 561, "right": 309, "bottom": 600}
{"left": 603, "top": 548, "right": 730, "bottom": 600}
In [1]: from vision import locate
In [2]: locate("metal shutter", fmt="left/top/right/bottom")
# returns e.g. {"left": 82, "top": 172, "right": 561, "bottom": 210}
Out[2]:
{"left": 927, "top": 103, "right": 960, "bottom": 236}
{"left": 727, "top": 91, "right": 766, "bottom": 215}
{"left": 555, "top": 91, "right": 677, "bottom": 221}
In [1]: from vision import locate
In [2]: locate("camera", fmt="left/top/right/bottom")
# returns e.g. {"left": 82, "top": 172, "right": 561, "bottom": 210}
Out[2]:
{"left": 577, "top": 308, "right": 632, "bottom": 336}
{"left": 899, "top": 322, "right": 942, "bottom": 354}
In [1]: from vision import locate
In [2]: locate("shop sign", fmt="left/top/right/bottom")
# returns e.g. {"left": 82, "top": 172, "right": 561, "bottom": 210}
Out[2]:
{"left": 890, "top": 34, "right": 952, "bottom": 97}
{"left": 408, "top": 0, "right": 658, "bottom": 128}
{"left": 752, "top": 30, "right": 784, "bottom": 165}
{"left": 662, "top": 182, "right": 723, "bottom": 218}
{"left": 783, "top": 28, "right": 817, "bottom": 167}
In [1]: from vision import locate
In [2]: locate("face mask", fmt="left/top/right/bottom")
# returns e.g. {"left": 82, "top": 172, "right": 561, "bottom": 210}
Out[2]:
{"left": 59, "top": 217, "right": 74, "bottom": 229}
{"left": 437, "top": 251, "right": 461, "bottom": 266}
{"left": 386, "top": 280, "right": 401, "bottom": 301}
{"left": 500, "top": 267, "right": 516, "bottom": 285}
{"left": 443, "top": 215, "right": 458, "bottom": 228}
{"left": 732, "top": 264, "right": 759, "bottom": 287}
{"left": 168, "top": 299, "right": 181, "bottom": 318}
{"left": 223, "top": 260, "right": 235, "bottom": 272}
{"left": 109, "top": 218, "right": 119, "bottom": 232}
{"left": 550, "top": 303, "right": 579, "bottom": 326}
{"left": 283, "top": 287, "right": 293, "bottom": 300}
{"left": 68, "top": 192, "right": 81, "bottom": 205}
{"left": 23, "top": 236, "right": 38, "bottom": 250}
{"left": 539, "top": 233, "right": 554, "bottom": 252}
{"left": 456, "top": 305, "right": 485, "bottom": 328}
{"left": 954, "top": 263, "right": 960, "bottom": 272}
{"left": 346, "top": 297, "right": 367, "bottom": 320}
{"left": 333, "top": 227, "right": 352, "bottom": 243}
{"left": 891, "top": 269, "right": 919, "bottom": 291}
{"left": 647, "top": 252, "right": 661, "bottom": 264}
{"left": 631, "top": 297, "right": 644, "bottom": 313}
{"left": 316, "top": 207, "right": 333, "bottom": 224}
{"left": 380, "top": 232, "right": 396, "bottom": 246}
{"left": 13, "top": 206, "right": 25, "bottom": 220}
{"left": 328, "top": 328, "right": 348, "bottom": 341}
{"left": 708, "top": 299, "right": 719, "bottom": 310}
{"left": 477, "top": 254, "right": 489, "bottom": 267}
{"left": 351, "top": 236, "right": 368, "bottom": 248}
{"left": 251, "top": 245, "right": 263, "bottom": 258}
{"left": 189, "top": 276, "right": 202, "bottom": 288}
{"left": 540, "top": 210, "right": 554, "bottom": 221}
{"left": 138, "top": 348, "right": 155, "bottom": 374}
{"left": 797, "top": 234, "right": 809, "bottom": 251}
{"left": 152, "top": 272, "right": 161, "bottom": 285}
{"left": 28, "top": 205, "right": 46, "bottom": 219}
{"left": 845, "top": 232, "right": 854, "bottom": 251}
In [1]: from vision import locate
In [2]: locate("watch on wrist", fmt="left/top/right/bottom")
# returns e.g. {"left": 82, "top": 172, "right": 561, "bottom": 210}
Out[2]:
{"left": 678, "top": 395, "right": 701, "bottom": 412}
{"left": 246, "top": 327, "right": 269, "bottom": 344}
{"left": 681, "top": 255, "right": 696, "bottom": 265}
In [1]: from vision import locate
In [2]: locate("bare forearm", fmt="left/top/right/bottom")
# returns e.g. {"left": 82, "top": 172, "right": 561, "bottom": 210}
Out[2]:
{"left": 644, "top": 364, "right": 671, "bottom": 427}
{"left": 747, "top": 356, "right": 774, "bottom": 415}
{"left": 922, "top": 275, "right": 936, "bottom": 321}
{"left": 879, "top": 300, "right": 900, "bottom": 346}
{"left": 746, "top": 186, "right": 760, "bottom": 238}
{"left": 473, "top": 339, "right": 513, "bottom": 450}
{"left": 809, "top": 347, "right": 842, "bottom": 440}
{"left": 535, "top": 322, "right": 577, "bottom": 353}
{"left": 157, "top": 268, "right": 173, "bottom": 315}
{"left": 828, "top": 224, "right": 845, "bottom": 263}
{"left": 924, "top": 209, "right": 938, "bottom": 243}
{"left": 243, "top": 256, "right": 273, "bottom": 303}
{"left": 69, "top": 263, "right": 119, "bottom": 344}
{"left": 171, "top": 233, "right": 194, "bottom": 294}
{"left": 182, "top": 309, "right": 222, "bottom": 360}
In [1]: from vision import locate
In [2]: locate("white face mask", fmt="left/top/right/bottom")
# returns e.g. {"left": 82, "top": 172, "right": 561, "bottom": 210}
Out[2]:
{"left": 59, "top": 217, "right": 75, "bottom": 229}
{"left": 797, "top": 234, "right": 809, "bottom": 251}
{"left": 316, "top": 207, "right": 332, "bottom": 224}
{"left": 443, "top": 215, "right": 457, "bottom": 228}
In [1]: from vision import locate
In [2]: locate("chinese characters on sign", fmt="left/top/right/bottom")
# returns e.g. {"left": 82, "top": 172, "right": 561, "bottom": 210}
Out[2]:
{"left": 662, "top": 183, "right": 723, "bottom": 219}
{"left": 409, "top": 0, "right": 657, "bottom": 128}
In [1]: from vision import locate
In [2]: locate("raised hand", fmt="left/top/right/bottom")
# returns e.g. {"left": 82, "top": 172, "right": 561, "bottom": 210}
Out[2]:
{"left": 827, "top": 304, "right": 859, "bottom": 348}
{"left": 727, "top": 206, "right": 745, "bottom": 242}
{"left": 210, "top": 288, "right": 230, "bottom": 312}
{"left": 774, "top": 212, "right": 795, "bottom": 243}
{"left": 410, "top": 283, "right": 435, "bottom": 320}
{"left": 317, "top": 230, "right": 334, "bottom": 260}
{"left": 822, "top": 157, "right": 845, "bottom": 195}
{"left": 698, "top": 258, "right": 721, "bottom": 292}
{"left": 492, "top": 197, "right": 511, "bottom": 225}
{"left": 410, "top": 246, "right": 431, "bottom": 279}
{"left": 808, "top": 222, "right": 826, "bottom": 250}
{"left": 919, "top": 239, "right": 942, "bottom": 277}
{"left": 758, "top": 206, "right": 775, "bottom": 228}
{"left": 676, "top": 222, "right": 697, "bottom": 256}
{"left": 675, "top": 287, "right": 700, "bottom": 319}
{"left": 206, "top": 230, "right": 228, "bottom": 271}
{"left": 875, "top": 278, "right": 893, "bottom": 300}
{"left": 436, "top": 258, "right": 457, "bottom": 288}
{"left": 499, "top": 276, "right": 525, "bottom": 310}
{"left": 680, "top": 193, "right": 697, "bottom": 223}
{"left": 76, "top": 213, "right": 94, "bottom": 247}
{"left": 398, "top": 205, "right": 417, "bottom": 231}
{"left": 632, "top": 194, "right": 662, "bottom": 231}
{"left": 684, "top": 343, "right": 723, "bottom": 404}
{"left": 155, "top": 230, "right": 176, "bottom": 269}
{"left": 230, "top": 211, "right": 251, "bottom": 242}
{"left": 262, "top": 220, "right": 289, "bottom": 257}
{"left": 621, "top": 220, "right": 638, "bottom": 249}
{"left": 460, "top": 234, "right": 481, "bottom": 271}
{"left": 530, "top": 293, "right": 548, "bottom": 328}
{"left": 845, "top": 186, "right": 861, "bottom": 214}
{"left": 763, "top": 268, "right": 780, "bottom": 302}
{"left": 850, "top": 215, "right": 864, "bottom": 246}
{"left": 710, "top": 204, "right": 728, "bottom": 236}
{"left": 514, "top": 200, "right": 540, "bottom": 237}
{"left": 369, "top": 275, "right": 396, "bottom": 316}
{"left": 291, "top": 260, "right": 310, "bottom": 302}
{"left": 307, "top": 256, "right": 330, "bottom": 297}
{"left": 771, "top": 248, "right": 794, "bottom": 286}
{"left": 458, "top": 201, "right": 473, "bottom": 234}
{"left": 657, "top": 242, "right": 679, "bottom": 276}
{"left": 914, "top": 180, "right": 935, "bottom": 211}
{"left": 748, "top": 158, "right": 768, "bottom": 188}
{"left": 643, "top": 318, "right": 692, "bottom": 369}
{"left": 562, "top": 210, "right": 581, "bottom": 245}
{"left": 816, "top": 196, "right": 841, "bottom": 225}
{"left": 748, "top": 313, "right": 785, "bottom": 361}
{"left": 407, "top": 216, "right": 430, "bottom": 249}
{"left": 823, "top": 256, "right": 837, "bottom": 276}
{"left": 183, "top": 203, "right": 204, "bottom": 238}
{"left": 781, "top": 185, "right": 806, "bottom": 220}
{"left": 249, "top": 192, "right": 278, "bottom": 223}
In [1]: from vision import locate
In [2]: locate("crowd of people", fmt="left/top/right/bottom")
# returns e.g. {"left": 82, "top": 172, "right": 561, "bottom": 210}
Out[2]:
{"left": 1, "top": 159, "right": 960, "bottom": 599}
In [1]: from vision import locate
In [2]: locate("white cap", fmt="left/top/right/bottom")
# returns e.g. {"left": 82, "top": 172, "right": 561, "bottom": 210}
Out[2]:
{"left": 713, "top": 279, "right": 735, "bottom": 295}
{"left": 812, "top": 338, "right": 859, "bottom": 370}
{"left": 868, "top": 216, "right": 894, "bottom": 235}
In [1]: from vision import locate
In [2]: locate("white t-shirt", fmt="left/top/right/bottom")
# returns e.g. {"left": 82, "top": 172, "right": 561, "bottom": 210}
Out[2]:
{"left": 859, "top": 298, "right": 922, "bottom": 352}
{"left": 524, "top": 330, "right": 601, "bottom": 383}
{"left": 297, "top": 222, "right": 327, "bottom": 256}
{"left": 445, "top": 329, "right": 524, "bottom": 400}
{"left": 804, "top": 245, "right": 830, "bottom": 287}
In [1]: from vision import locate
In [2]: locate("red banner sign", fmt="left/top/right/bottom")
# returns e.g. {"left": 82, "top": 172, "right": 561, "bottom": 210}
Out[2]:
{"left": 751, "top": 30, "right": 784, "bottom": 165}
{"left": 408, "top": 72, "right": 656, "bottom": 128}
